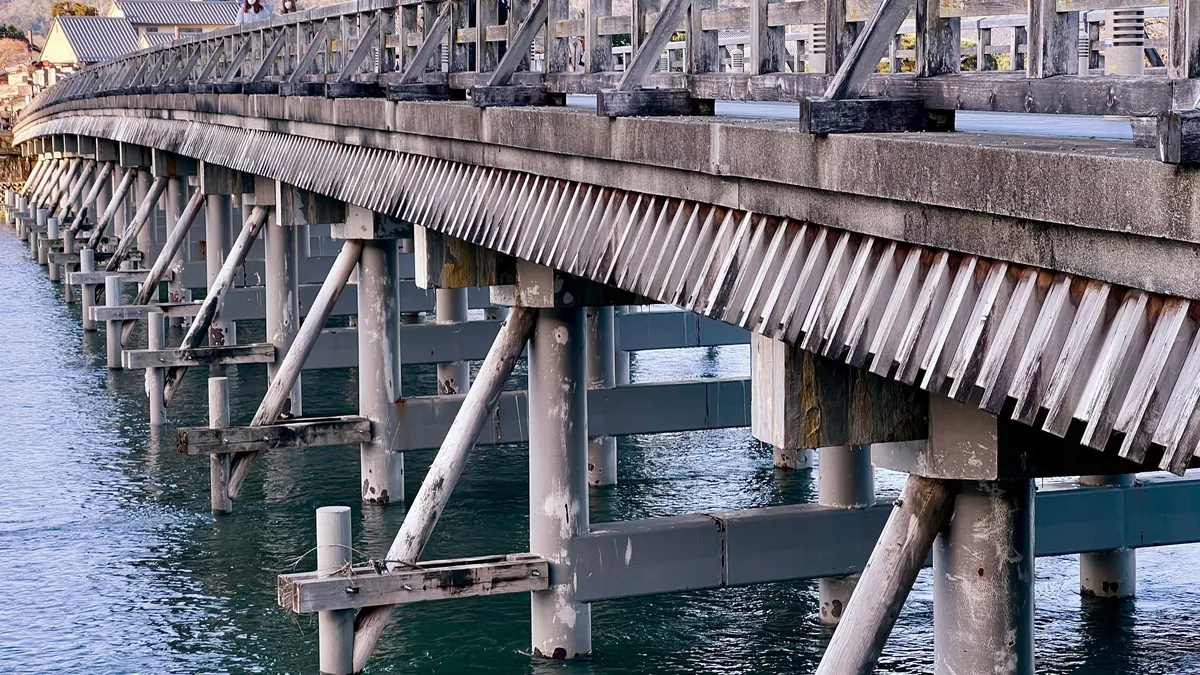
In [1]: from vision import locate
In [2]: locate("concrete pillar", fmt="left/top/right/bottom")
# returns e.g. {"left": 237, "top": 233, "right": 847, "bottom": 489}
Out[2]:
{"left": 317, "top": 505, "right": 354, "bottom": 674}
{"left": 398, "top": 238, "right": 422, "bottom": 325}
{"left": 1080, "top": 474, "right": 1136, "bottom": 598}
{"left": 164, "top": 177, "right": 186, "bottom": 325}
{"left": 528, "top": 306, "right": 591, "bottom": 660}
{"left": 36, "top": 233, "right": 48, "bottom": 264}
{"left": 1106, "top": 9, "right": 1144, "bottom": 75}
{"left": 205, "top": 194, "right": 234, "bottom": 376}
{"left": 147, "top": 310, "right": 166, "bottom": 425}
{"left": 46, "top": 218, "right": 60, "bottom": 281}
{"left": 105, "top": 274, "right": 123, "bottom": 370}
{"left": 934, "top": 479, "right": 1035, "bottom": 675}
{"left": 613, "top": 305, "right": 631, "bottom": 384}
{"left": 818, "top": 444, "right": 875, "bottom": 624}
{"left": 435, "top": 288, "right": 470, "bottom": 394}
{"left": 62, "top": 229, "right": 75, "bottom": 303}
{"left": 209, "top": 376, "right": 233, "bottom": 514}
{"left": 586, "top": 306, "right": 617, "bottom": 486}
{"left": 96, "top": 172, "right": 112, "bottom": 241}
{"left": 358, "top": 239, "right": 404, "bottom": 504}
{"left": 265, "top": 207, "right": 302, "bottom": 416}
{"left": 134, "top": 170, "right": 151, "bottom": 263}
{"left": 81, "top": 248, "right": 97, "bottom": 331}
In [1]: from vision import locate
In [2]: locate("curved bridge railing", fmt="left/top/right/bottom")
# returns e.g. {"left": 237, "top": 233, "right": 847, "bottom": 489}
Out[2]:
{"left": 16, "top": 0, "right": 1200, "bottom": 125}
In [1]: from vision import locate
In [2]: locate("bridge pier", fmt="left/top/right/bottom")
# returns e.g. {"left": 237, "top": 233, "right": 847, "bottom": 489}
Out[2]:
{"left": 163, "top": 175, "right": 186, "bottom": 325}
{"left": 529, "top": 305, "right": 591, "bottom": 660}
{"left": 358, "top": 238, "right": 404, "bottom": 504}
{"left": 263, "top": 188, "right": 302, "bottom": 417}
{"left": 818, "top": 444, "right": 875, "bottom": 625}
{"left": 586, "top": 306, "right": 618, "bottom": 486}
{"left": 436, "top": 288, "right": 470, "bottom": 394}
{"left": 1079, "top": 474, "right": 1136, "bottom": 598}
{"left": 201, "top": 164, "right": 238, "bottom": 374}
{"left": 934, "top": 479, "right": 1036, "bottom": 675}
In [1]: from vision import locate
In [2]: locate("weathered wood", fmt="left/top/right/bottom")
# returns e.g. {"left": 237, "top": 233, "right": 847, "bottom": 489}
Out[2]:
{"left": 750, "top": 0, "right": 785, "bottom": 74}
{"left": 823, "top": 0, "right": 914, "bottom": 99}
{"left": 325, "top": 81, "right": 382, "bottom": 98}
{"left": 596, "top": 88, "right": 713, "bottom": 117}
{"left": 103, "top": 175, "right": 170, "bottom": 271}
{"left": 123, "top": 343, "right": 277, "bottom": 369}
{"left": 280, "top": 553, "right": 549, "bottom": 613}
{"left": 398, "top": 3, "right": 454, "bottom": 84}
{"left": 70, "top": 268, "right": 168, "bottom": 285}
{"left": 915, "top": 0, "right": 960, "bottom": 77}
{"left": 209, "top": 377, "right": 233, "bottom": 513}
{"left": 163, "top": 206, "right": 269, "bottom": 404}
{"left": 801, "top": 97, "right": 925, "bottom": 133}
{"left": 119, "top": 188, "right": 205, "bottom": 344}
{"left": 471, "top": 84, "right": 564, "bottom": 107}
{"left": 813, "top": 475, "right": 958, "bottom": 675}
{"left": 178, "top": 415, "right": 372, "bottom": 455}
{"left": 1027, "top": 0, "right": 1079, "bottom": 77}
{"left": 279, "top": 81, "right": 327, "bottom": 97}
{"left": 90, "top": 301, "right": 199, "bottom": 321}
{"left": 86, "top": 167, "right": 136, "bottom": 250}
{"left": 617, "top": 0, "right": 691, "bottom": 91}
{"left": 688, "top": 0, "right": 718, "bottom": 74}
{"left": 1159, "top": 109, "right": 1200, "bottom": 163}
{"left": 486, "top": 0, "right": 548, "bottom": 87}
{"left": 351, "top": 306, "right": 538, "bottom": 672}
{"left": 414, "top": 225, "right": 515, "bottom": 288}
{"left": 1169, "top": 0, "right": 1200, "bottom": 78}
{"left": 386, "top": 82, "right": 454, "bottom": 101}
{"left": 242, "top": 81, "right": 281, "bottom": 95}
{"left": 68, "top": 161, "right": 114, "bottom": 233}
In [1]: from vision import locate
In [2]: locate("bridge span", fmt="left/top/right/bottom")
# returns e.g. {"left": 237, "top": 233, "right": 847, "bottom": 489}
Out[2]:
{"left": 8, "top": 0, "right": 1200, "bottom": 671}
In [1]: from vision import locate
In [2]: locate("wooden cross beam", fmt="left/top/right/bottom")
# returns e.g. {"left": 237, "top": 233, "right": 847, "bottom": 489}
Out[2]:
{"left": 397, "top": 4, "right": 454, "bottom": 85}
{"left": 85, "top": 168, "right": 136, "bottom": 250}
{"left": 338, "top": 16, "right": 382, "bottom": 82}
{"left": 123, "top": 343, "right": 277, "bottom": 370}
{"left": 288, "top": 23, "right": 331, "bottom": 84}
{"left": 177, "top": 415, "right": 371, "bottom": 455}
{"left": 103, "top": 175, "right": 169, "bottom": 272}
{"left": 279, "top": 553, "right": 549, "bottom": 614}
{"left": 220, "top": 37, "right": 255, "bottom": 84}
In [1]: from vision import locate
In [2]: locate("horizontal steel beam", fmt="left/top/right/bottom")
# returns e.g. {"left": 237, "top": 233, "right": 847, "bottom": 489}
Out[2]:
{"left": 574, "top": 474, "right": 1200, "bottom": 602}
{"left": 394, "top": 378, "right": 751, "bottom": 450}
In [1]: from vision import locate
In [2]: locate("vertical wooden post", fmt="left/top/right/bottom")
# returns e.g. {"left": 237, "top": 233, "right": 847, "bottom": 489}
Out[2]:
{"left": 477, "top": 0, "right": 500, "bottom": 72}
{"left": 751, "top": 0, "right": 785, "bottom": 74}
{"left": 147, "top": 310, "right": 167, "bottom": 425}
{"left": 105, "top": 274, "right": 123, "bottom": 370}
{"left": 977, "top": 26, "right": 992, "bottom": 71}
{"left": 209, "top": 376, "right": 233, "bottom": 514}
{"left": 205, "top": 193, "right": 235, "bottom": 377}
{"left": 452, "top": 0, "right": 471, "bottom": 73}
{"left": 164, "top": 176, "right": 186, "bottom": 324}
{"left": 1169, "top": 0, "right": 1200, "bottom": 79}
{"left": 824, "top": 0, "right": 861, "bottom": 75}
{"left": 265, "top": 200, "right": 302, "bottom": 417}
{"left": 1009, "top": 25, "right": 1027, "bottom": 71}
{"left": 133, "top": 170, "right": 152, "bottom": 265}
{"left": 915, "top": 0, "right": 960, "bottom": 76}
{"left": 317, "top": 505, "right": 354, "bottom": 674}
{"left": 1027, "top": 0, "right": 1078, "bottom": 77}
{"left": 587, "top": 0, "right": 612, "bottom": 72}
{"left": 46, "top": 217, "right": 60, "bottom": 281}
{"left": 547, "top": 0, "right": 571, "bottom": 72}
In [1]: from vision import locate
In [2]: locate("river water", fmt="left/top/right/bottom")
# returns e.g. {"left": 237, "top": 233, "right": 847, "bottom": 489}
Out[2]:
{"left": 1, "top": 227, "right": 1199, "bottom": 674}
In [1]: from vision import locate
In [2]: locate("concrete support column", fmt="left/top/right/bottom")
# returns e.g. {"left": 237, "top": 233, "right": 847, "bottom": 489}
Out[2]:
{"left": 81, "top": 248, "right": 97, "bottom": 331}
{"left": 1105, "top": 9, "right": 1145, "bottom": 75}
{"left": 62, "top": 229, "right": 76, "bottom": 303}
{"left": 96, "top": 173, "right": 112, "bottom": 241}
{"left": 398, "top": 237, "right": 422, "bottom": 325}
{"left": 205, "top": 194, "right": 235, "bottom": 376}
{"left": 358, "top": 239, "right": 403, "bottom": 504}
{"left": 586, "top": 306, "right": 617, "bottom": 486}
{"left": 164, "top": 177, "right": 186, "bottom": 325}
{"left": 317, "top": 505, "right": 354, "bottom": 674}
{"left": 209, "top": 376, "right": 233, "bottom": 514}
{"left": 265, "top": 207, "right": 301, "bottom": 417}
{"left": 613, "top": 305, "right": 631, "bottom": 384}
{"left": 528, "top": 306, "right": 591, "bottom": 660}
{"left": 435, "top": 288, "right": 470, "bottom": 394}
{"left": 134, "top": 170, "right": 151, "bottom": 263}
{"left": 46, "top": 218, "right": 60, "bottom": 281}
{"left": 105, "top": 275, "right": 123, "bottom": 370}
{"left": 818, "top": 444, "right": 874, "bottom": 624}
{"left": 1080, "top": 474, "right": 1136, "bottom": 598}
{"left": 147, "top": 310, "right": 166, "bottom": 425}
{"left": 934, "top": 479, "right": 1035, "bottom": 675}
{"left": 484, "top": 304, "right": 508, "bottom": 321}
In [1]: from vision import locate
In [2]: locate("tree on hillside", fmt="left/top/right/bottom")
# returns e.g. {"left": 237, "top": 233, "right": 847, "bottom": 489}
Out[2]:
{"left": 51, "top": 2, "right": 98, "bottom": 17}
{"left": 0, "top": 25, "right": 25, "bottom": 41}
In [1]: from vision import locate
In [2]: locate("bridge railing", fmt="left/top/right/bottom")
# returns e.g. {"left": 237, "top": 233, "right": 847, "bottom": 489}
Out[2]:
{"left": 16, "top": 0, "right": 1197, "bottom": 122}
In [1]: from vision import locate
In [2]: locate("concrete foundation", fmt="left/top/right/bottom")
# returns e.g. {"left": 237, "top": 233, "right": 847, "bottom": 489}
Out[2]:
{"left": 818, "top": 444, "right": 874, "bottom": 624}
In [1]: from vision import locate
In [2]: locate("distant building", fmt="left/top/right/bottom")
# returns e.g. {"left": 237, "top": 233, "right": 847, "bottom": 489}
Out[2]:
{"left": 40, "top": 16, "right": 140, "bottom": 70}
{"left": 105, "top": 0, "right": 240, "bottom": 42}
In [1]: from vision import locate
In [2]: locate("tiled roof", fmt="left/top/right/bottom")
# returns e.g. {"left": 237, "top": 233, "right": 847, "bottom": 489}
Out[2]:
{"left": 111, "top": 0, "right": 239, "bottom": 27}
{"left": 56, "top": 16, "right": 140, "bottom": 63}
{"left": 139, "top": 30, "right": 178, "bottom": 48}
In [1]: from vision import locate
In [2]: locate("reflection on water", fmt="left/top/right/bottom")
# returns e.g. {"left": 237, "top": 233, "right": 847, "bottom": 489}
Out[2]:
{"left": 1, "top": 229, "right": 1199, "bottom": 674}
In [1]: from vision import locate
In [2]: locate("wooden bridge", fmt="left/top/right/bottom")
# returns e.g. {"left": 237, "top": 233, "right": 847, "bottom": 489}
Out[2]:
{"left": 7, "top": 0, "right": 1200, "bottom": 671}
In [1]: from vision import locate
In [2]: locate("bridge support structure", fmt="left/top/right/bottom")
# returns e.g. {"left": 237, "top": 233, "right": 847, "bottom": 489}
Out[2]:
{"left": 1079, "top": 473, "right": 1136, "bottom": 599}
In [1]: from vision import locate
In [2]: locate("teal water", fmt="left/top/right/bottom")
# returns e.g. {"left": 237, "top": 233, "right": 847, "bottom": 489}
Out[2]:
{"left": 2, "top": 228, "right": 1200, "bottom": 674}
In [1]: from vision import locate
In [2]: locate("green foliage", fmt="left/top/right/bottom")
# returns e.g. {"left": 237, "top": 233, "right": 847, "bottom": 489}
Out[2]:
{"left": 611, "top": 33, "right": 630, "bottom": 48}
{"left": 0, "top": 25, "right": 26, "bottom": 41}
{"left": 51, "top": 2, "right": 98, "bottom": 17}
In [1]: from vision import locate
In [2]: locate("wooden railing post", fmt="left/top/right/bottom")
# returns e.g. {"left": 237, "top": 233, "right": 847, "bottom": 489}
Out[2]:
{"left": 1169, "top": 0, "right": 1200, "bottom": 78}
{"left": 1028, "top": 0, "right": 1079, "bottom": 77}
{"left": 588, "top": 0, "right": 613, "bottom": 72}
{"left": 751, "top": 0, "right": 786, "bottom": 74}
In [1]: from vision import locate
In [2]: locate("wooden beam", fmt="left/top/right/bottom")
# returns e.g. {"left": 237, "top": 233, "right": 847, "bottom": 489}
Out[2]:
{"left": 250, "top": 29, "right": 289, "bottom": 83}
{"left": 1027, "top": 0, "right": 1079, "bottom": 77}
{"left": 800, "top": 97, "right": 926, "bottom": 133}
{"left": 177, "top": 415, "right": 372, "bottom": 455}
{"left": 813, "top": 475, "right": 958, "bottom": 675}
{"left": 597, "top": 88, "right": 714, "bottom": 116}
{"left": 122, "top": 343, "right": 277, "bottom": 369}
{"left": 103, "top": 175, "right": 169, "bottom": 271}
{"left": 823, "top": 0, "right": 916, "bottom": 99}
{"left": 120, "top": 188, "right": 205, "bottom": 344}
{"left": 1169, "top": 0, "right": 1200, "bottom": 78}
{"left": 398, "top": 4, "right": 453, "bottom": 84}
{"left": 278, "top": 553, "right": 549, "bottom": 613}
{"left": 485, "top": 0, "right": 548, "bottom": 87}
{"left": 338, "top": 16, "right": 381, "bottom": 81}
{"left": 1160, "top": 108, "right": 1200, "bottom": 164}
{"left": 616, "top": 0, "right": 691, "bottom": 91}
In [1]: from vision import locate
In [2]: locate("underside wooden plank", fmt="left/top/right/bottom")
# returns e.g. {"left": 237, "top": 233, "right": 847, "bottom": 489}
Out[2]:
{"left": 122, "top": 343, "right": 277, "bottom": 369}
{"left": 177, "top": 415, "right": 372, "bottom": 455}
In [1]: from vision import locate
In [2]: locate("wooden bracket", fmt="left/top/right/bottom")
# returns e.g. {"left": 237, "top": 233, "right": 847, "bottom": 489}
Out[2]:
{"left": 279, "top": 81, "right": 327, "bottom": 97}
{"left": 414, "top": 224, "right": 515, "bottom": 289}
{"left": 471, "top": 85, "right": 563, "bottom": 108}
{"left": 332, "top": 205, "right": 411, "bottom": 240}
{"left": 491, "top": 260, "right": 646, "bottom": 308}
{"left": 1158, "top": 109, "right": 1200, "bottom": 163}
{"left": 177, "top": 415, "right": 372, "bottom": 455}
{"left": 596, "top": 89, "right": 713, "bottom": 118}
{"left": 278, "top": 553, "right": 549, "bottom": 614}
{"left": 325, "top": 81, "right": 381, "bottom": 98}
{"left": 387, "top": 82, "right": 454, "bottom": 101}
{"left": 800, "top": 97, "right": 926, "bottom": 134}
{"left": 243, "top": 80, "right": 281, "bottom": 95}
